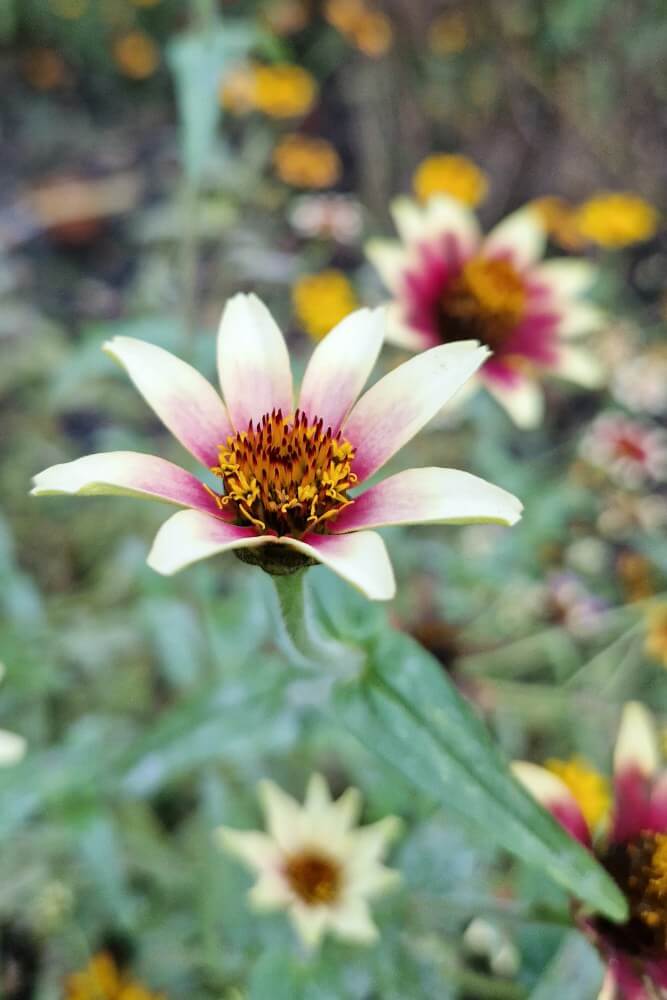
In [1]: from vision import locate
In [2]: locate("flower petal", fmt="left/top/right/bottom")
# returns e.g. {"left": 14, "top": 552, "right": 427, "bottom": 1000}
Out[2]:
{"left": 304, "top": 773, "right": 333, "bottom": 813}
{"left": 287, "top": 531, "right": 396, "bottom": 601}
{"left": 650, "top": 773, "right": 667, "bottom": 832}
{"left": 557, "top": 302, "right": 606, "bottom": 338}
{"left": 259, "top": 778, "right": 305, "bottom": 852}
{"left": 391, "top": 195, "right": 480, "bottom": 252}
{"left": 288, "top": 901, "right": 330, "bottom": 950}
{"left": 512, "top": 762, "right": 591, "bottom": 847}
{"left": 298, "top": 307, "right": 386, "bottom": 432}
{"left": 554, "top": 346, "right": 605, "bottom": 388}
{"left": 215, "top": 828, "right": 282, "bottom": 874}
{"left": 343, "top": 342, "right": 489, "bottom": 482}
{"left": 390, "top": 197, "right": 426, "bottom": 243}
{"left": 532, "top": 259, "right": 598, "bottom": 298}
{"left": 327, "top": 898, "right": 379, "bottom": 945}
{"left": 104, "top": 337, "right": 232, "bottom": 467}
{"left": 217, "top": 293, "right": 293, "bottom": 430}
{"left": 606, "top": 954, "right": 650, "bottom": 1000}
{"left": 485, "top": 376, "right": 544, "bottom": 429}
{"left": 365, "top": 239, "right": 408, "bottom": 292}
{"left": 31, "top": 452, "right": 222, "bottom": 515}
{"left": 331, "top": 467, "right": 523, "bottom": 533}
{"left": 0, "top": 729, "right": 26, "bottom": 767}
{"left": 146, "top": 510, "right": 263, "bottom": 576}
{"left": 483, "top": 207, "right": 546, "bottom": 269}
{"left": 613, "top": 702, "right": 659, "bottom": 779}
{"left": 248, "top": 871, "right": 293, "bottom": 911}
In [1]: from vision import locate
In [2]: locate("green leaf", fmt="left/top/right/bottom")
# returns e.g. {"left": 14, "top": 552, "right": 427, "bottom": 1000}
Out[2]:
{"left": 332, "top": 628, "right": 627, "bottom": 923}
{"left": 528, "top": 932, "right": 603, "bottom": 1000}
{"left": 250, "top": 952, "right": 305, "bottom": 1000}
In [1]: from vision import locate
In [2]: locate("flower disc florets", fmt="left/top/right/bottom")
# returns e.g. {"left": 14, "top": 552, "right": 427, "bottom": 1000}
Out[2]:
{"left": 439, "top": 256, "right": 526, "bottom": 351}
{"left": 597, "top": 832, "right": 667, "bottom": 958}
{"left": 284, "top": 849, "right": 342, "bottom": 905}
{"left": 211, "top": 408, "right": 357, "bottom": 538}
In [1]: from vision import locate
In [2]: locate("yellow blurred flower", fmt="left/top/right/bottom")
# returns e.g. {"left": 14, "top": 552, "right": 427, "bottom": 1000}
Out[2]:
{"left": 220, "top": 63, "right": 316, "bottom": 118}
{"left": 546, "top": 756, "right": 611, "bottom": 831}
{"left": 645, "top": 603, "right": 667, "bottom": 668}
{"left": 20, "top": 48, "right": 67, "bottom": 90}
{"left": 412, "top": 154, "right": 488, "bottom": 207}
{"left": 428, "top": 11, "right": 469, "bottom": 55}
{"left": 324, "top": 0, "right": 392, "bottom": 57}
{"left": 292, "top": 270, "right": 359, "bottom": 340}
{"left": 273, "top": 134, "right": 342, "bottom": 188}
{"left": 325, "top": 0, "right": 365, "bottom": 32}
{"left": 531, "top": 196, "right": 586, "bottom": 252}
{"left": 65, "top": 952, "right": 165, "bottom": 1000}
{"left": 616, "top": 550, "right": 655, "bottom": 603}
{"left": 49, "top": 0, "right": 88, "bottom": 18}
{"left": 113, "top": 30, "right": 160, "bottom": 80}
{"left": 576, "top": 192, "right": 659, "bottom": 249}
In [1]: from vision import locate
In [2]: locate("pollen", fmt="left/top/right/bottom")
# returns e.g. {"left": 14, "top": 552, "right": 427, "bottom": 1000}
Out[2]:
{"left": 284, "top": 849, "right": 342, "bottom": 905}
{"left": 211, "top": 409, "right": 357, "bottom": 538}
{"left": 440, "top": 256, "right": 526, "bottom": 350}
{"left": 630, "top": 832, "right": 667, "bottom": 949}
{"left": 546, "top": 756, "right": 611, "bottom": 831}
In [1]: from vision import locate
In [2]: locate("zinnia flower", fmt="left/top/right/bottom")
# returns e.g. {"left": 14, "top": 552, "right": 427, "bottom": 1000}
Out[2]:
{"left": 412, "top": 154, "right": 488, "bottom": 208}
{"left": 0, "top": 662, "right": 27, "bottom": 767}
{"left": 273, "top": 134, "right": 342, "bottom": 189}
{"left": 367, "top": 196, "right": 604, "bottom": 427}
{"left": 32, "top": 296, "right": 522, "bottom": 600}
{"left": 514, "top": 703, "right": 667, "bottom": 1000}
{"left": 292, "top": 269, "right": 359, "bottom": 340}
{"left": 216, "top": 773, "right": 401, "bottom": 949}
{"left": 576, "top": 193, "right": 659, "bottom": 250}
{"left": 580, "top": 413, "right": 667, "bottom": 489}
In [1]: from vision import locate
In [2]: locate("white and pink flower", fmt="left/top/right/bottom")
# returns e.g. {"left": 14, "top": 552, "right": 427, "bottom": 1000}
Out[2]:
{"left": 580, "top": 412, "right": 667, "bottom": 489}
{"left": 32, "top": 295, "right": 522, "bottom": 600}
{"left": 514, "top": 703, "right": 667, "bottom": 1000}
{"left": 367, "top": 196, "right": 604, "bottom": 427}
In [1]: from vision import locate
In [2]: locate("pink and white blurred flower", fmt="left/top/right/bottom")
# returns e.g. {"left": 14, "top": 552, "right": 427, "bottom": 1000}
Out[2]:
{"left": 216, "top": 773, "right": 401, "bottom": 950}
{"left": 31, "top": 294, "right": 522, "bottom": 601}
{"left": 0, "top": 662, "right": 26, "bottom": 767}
{"left": 367, "top": 196, "right": 605, "bottom": 427}
{"left": 514, "top": 703, "right": 667, "bottom": 1000}
{"left": 580, "top": 412, "right": 667, "bottom": 489}
{"left": 289, "top": 194, "right": 363, "bottom": 244}
{"left": 612, "top": 351, "right": 667, "bottom": 417}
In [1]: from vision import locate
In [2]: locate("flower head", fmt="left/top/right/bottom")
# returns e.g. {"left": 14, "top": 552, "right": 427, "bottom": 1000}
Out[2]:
{"left": 292, "top": 269, "right": 359, "bottom": 340}
{"left": 367, "top": 196, "right": 605, "bottom": 426}
{"left": 516, "top": 703, "right": 667, "bottom": 998}
{"left": 580, "top": 412, "right": 667, "bottom": 489}
{"left": 220, "top": 63, "right": 316, "bottom": 118}
{"left": 112, "top": 31, "right": 160, "bottom": 80}
{"left": 325, "top": 0, "right": 393, "bottom": 57}
{"left": 646, "top": 603, "right": 667, "bottom": 669}
{"left": 576, "top": 193, "right": 659, "bottom": 249}
{"left": 288, "top": 193, "right": 362, "bottom": 243}
{"left": 612, "top": 348, "right": 667, "bottom": 416}
{"left": 412, "top": 154, "right": 488, "bottom": 208}
{"left": 217, "top": 774, "right": 401, "bottom": 949}
{"left": 65, "top": 951, "right": 165, "bottom": 1000}
{"left": 0, "top": 662, "right": 27, "bottom": 768}
{"left": 32, "top": 295, "right": 522, "bottom": 600}
{"left": 273, "top": 134, "right": 342, "bottom": 188}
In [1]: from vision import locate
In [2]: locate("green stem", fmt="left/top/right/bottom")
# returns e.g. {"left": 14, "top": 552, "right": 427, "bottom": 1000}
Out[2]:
{"left": 272, "top": 571, "right": 363, "bottom": 674}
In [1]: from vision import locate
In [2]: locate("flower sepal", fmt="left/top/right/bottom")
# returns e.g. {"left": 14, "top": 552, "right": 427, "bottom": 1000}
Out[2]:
{"left": 235, "top": 543, "right": 317, "bottom": 576}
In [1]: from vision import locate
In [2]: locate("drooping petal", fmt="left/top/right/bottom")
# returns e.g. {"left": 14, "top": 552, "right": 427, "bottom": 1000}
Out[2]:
{"left": 512, "top": 762, "right": 592, "bottom": 847}
{"left": 104, "top": 337, "right": 232, "bottom": 467}
{"left": 259, "top": 779, "right": 305, "bottom": 853}
{"left": 214, "top": 828, "right": 283, "bottom": 874}
{"left": 554, "top": 346, "right": 605, "bottom": 388}
{"left": 327, "top": 898, "right": 379, "bottom": 944}
{"left": 485, "top": 376, "right": 544, "bottom": 429}
{"left": 31, "top": 452, "right": 223, "bottom": 516}
{"left": 217, "top": 293, "right": 293, "bottom": 430}
{"left": 286, "top": 531, "right": 396, "bottom": 601}
{"left": 532, "top": 259, "right": 598, "bottom": 298}
{"left": 0, "top": 729, "right": 27, "bottom": 766}
{"left": 331, "top": 467, "right": 523, "bottom": 533}
{"left": 483, "top": 207, "right": 546, "bottom": 269}
{"left": 612, "top": 702, "right": 659, "bottom": 842}
{"left": 298, "top": 307, "right": 386, "bottom": 432}
{"left": 343, "top": 342, "right": 489, "bottom": 482}
{"left": 365, "top": 239, "right": 408, "bottom": 292}
{"left": 146, "top": 509, "right": 263, "bottom": 576}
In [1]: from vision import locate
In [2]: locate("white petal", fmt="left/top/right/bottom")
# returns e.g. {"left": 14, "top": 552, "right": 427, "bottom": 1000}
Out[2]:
{"left": 344, "top": 342, "right": 489, "bottom": 482}
{"left": 347, "top": 817, "right": 402, "bottom": 868}
{"left": 511, "top": 762, "right": 578, "bottom": 813}
{"left": 554, "top": 346, "right": 605, "bottom": 388}
{"left": 390, "top": 197, "right": 426, "bottom": 243}
{"left": 384, "top": 305, "right": 434, "bottom": 350}
{"left": 31, "top": 452, "right": 222, "bottom": 516}
{"left": 327, "top": 898, "right": 379, "bottom": 945}
{"left": 613, "top": 701, "right": 659, "bottom": 778}
{"left": 485, "top": 376, "right": 544, "bottom": 428}
{"left": 365, "top": 239, "right": 408, "bottom": 291}
{"left": 259, "top": 779, "right": 305, "bottom": 853}
{"left": 215, "top": 827, "right": 282, "bottom": 873}
{"left": 217, "top": 293, "right": 293, "bottom": 430}
{"left": 304, "top": 773, "right": 332, "bottom": 813}
{"left": 344, "top": 862, "right": 401, "bottom": 897}
{"left": 532, "top": 259, "right": 598, "bottom": 298}
{"left": 298, "top": 307, "right": 386, "bottom": 432}
{"left": 288, "top": 901, "right": 330, "bottom": 950}
{"left": 483, "top": 207, "right": 546, "bottom": 269}
{"left": 421, "top": 195, "right": 481, "bottom": 253}
{"left": 248, "top": 871, "right": 293, "bottom": 911}
{"left": 332, "top": 467, "right": 523, "bottom": 533}
{"left": 104, "top": 337, "right": 232, "bottom": 467}
{"left": 284, "top": 531, "right": 396, "bottom": 602}
{"left": 146, "top": 509, "right": 264, "bottom": 576}
{"left": 557, "top": 302, "right": 606, "bottom": 338}
{"left": 0, "top": 730, "right": 27, "bottom": 766}
{"left": 332, "top": 787, "right": 363, "bottom": 833}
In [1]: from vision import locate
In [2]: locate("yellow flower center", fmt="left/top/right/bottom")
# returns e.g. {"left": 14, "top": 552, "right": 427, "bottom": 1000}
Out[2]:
{"left": 292, "top": 270, "right": 359, "bottom": 341}
{"left": 284, "top": 849, "right": 342, "bottom": 905}
{"left": 413, "top": 154, "right": 487, "bottom": 207}
{"left": 210, "top": 409, "right": 357, "bottom": 538}
{"left": 576, "top": 193, "right": 659, "bottom": 249}
{"left": 546, "top": 756, "right": 611, "bottom": 831}
{"left": 599, "top": 833, "right": 667, "bottom": 959}
{"left": 440, "top": 256, "right": 525, "bottom": 350}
